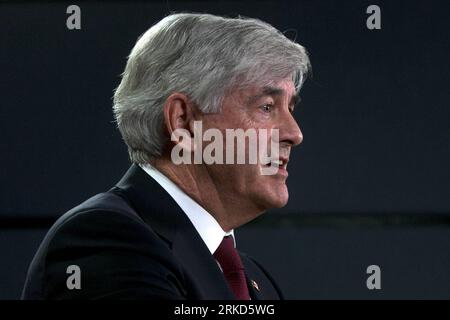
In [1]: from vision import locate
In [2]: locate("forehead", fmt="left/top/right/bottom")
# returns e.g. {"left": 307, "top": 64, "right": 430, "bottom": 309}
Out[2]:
{"left": 238, "top": 79, "right": 298, "bottom": 105}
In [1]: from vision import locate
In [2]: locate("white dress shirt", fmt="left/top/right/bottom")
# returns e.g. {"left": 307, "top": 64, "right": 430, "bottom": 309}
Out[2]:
{"left": 139, "top": 163, "right": 235, "bottom": 254}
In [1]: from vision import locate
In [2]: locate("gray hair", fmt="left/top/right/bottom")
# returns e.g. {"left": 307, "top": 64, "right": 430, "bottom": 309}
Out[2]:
{"left": 113, "top": 12, "right": 310, "bottom": 163}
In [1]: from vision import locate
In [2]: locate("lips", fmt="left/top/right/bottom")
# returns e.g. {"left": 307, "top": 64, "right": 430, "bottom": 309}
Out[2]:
{"left": 262, "top": 157, "right": 288, "bottom": 170}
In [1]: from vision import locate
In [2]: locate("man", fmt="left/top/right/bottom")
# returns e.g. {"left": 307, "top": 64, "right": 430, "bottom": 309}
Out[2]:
{"left": 22, "top": 12, "right": 310, "bottom": 299}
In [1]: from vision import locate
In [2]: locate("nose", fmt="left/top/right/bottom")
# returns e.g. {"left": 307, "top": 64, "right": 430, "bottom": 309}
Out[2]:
{"left": 278, "top": 111, "right": 303, "bottom": 147}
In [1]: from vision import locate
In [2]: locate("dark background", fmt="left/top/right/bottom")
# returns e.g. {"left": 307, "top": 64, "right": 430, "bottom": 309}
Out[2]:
{"left": 1, "top": 0, "right": 449, "bottom": 299}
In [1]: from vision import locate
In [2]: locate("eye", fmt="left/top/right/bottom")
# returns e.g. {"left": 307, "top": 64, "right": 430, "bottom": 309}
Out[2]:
{"left": 260, "top": 103, "right": 274, "bottom": 113}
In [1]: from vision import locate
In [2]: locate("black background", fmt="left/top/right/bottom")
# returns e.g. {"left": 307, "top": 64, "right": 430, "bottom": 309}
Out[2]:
{"left": 1, "top": 0, "right": 449, "bottom": 299}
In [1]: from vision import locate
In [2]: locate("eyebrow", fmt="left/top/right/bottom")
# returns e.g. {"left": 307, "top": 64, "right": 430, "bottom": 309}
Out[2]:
{"left": 245, "top": 86, "right": 301, "bottom": 107}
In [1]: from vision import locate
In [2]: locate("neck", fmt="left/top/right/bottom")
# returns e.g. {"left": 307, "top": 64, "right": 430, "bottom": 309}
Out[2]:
{"left": 151, "top": 156, "right": 260, "bottom": 231}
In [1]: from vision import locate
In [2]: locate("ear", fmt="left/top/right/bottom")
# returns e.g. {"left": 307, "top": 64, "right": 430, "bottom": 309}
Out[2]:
{"left": 163, "top": 92, "right": 199, "bottom": 153}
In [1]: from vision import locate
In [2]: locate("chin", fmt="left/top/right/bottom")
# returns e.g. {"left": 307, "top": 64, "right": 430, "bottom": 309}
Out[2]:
{"left": 258, "top": 185, "right": 289, "bottom": 209}
{"left": 271, "top": 194, "right": 289, "bottom": 208}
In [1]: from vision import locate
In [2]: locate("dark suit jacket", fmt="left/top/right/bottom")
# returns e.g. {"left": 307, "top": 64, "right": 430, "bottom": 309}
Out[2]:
{"left": 22, "top": 164, "right": 284, "bottom": 300}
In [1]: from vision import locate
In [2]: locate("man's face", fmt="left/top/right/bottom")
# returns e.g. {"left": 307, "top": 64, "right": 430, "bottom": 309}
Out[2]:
{"left": 198, "top": 78, "right": 303, "bottom": 213}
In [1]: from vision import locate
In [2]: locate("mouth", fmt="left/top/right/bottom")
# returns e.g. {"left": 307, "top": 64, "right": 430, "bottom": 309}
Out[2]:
{"left": 262, "top": 157, "right": 289, "bottom": 173}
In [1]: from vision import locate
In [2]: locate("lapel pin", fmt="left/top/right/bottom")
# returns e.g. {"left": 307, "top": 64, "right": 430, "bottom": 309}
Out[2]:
{"left": 251, "top": 280, "right": 260, "bottom": 291}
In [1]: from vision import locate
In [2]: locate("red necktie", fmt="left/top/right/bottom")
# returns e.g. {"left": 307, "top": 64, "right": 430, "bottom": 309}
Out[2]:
{"left": 213, "top": 236, "right": 251, "bottom": 300}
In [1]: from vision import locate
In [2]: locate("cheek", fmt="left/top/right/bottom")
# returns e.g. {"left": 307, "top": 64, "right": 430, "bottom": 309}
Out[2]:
{"left": 241, "top": 116, "right": 258, "bottom": 129}
{"left": 201, "top": 117, "right": 224, "bottom": 131}
{"left": 230, "top": 164, "right": 259, "bottom": 191}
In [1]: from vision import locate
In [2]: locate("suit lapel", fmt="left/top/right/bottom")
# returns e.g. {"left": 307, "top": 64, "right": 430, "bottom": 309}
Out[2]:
{"left": 241, "top": 253, "right": 282, "bottom": 300}
{"left": 114, "top": 164, "right": 234, "bottom": 299}
{"left": 246, "top": 277, "right": 263, "bottom": 300}
{"left": 241, "top": 255, "right": 264, "bottom": 300}
{"left": 171, "top": 226, "right": 235, "bottom": 299}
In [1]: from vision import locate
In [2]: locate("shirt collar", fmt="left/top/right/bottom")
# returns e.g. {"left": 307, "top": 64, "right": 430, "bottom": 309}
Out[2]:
{"left": 139, "top": 163, "right": 235, "bottom": 254}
